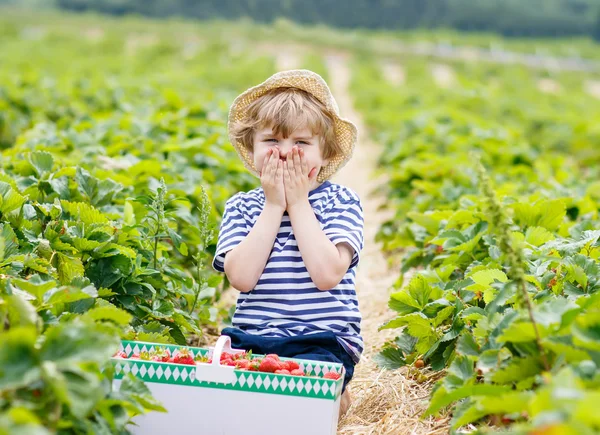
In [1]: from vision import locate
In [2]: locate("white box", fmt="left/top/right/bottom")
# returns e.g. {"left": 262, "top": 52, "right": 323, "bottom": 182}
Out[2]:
{"left": 113, "top": 335, "right": 344, "bottom": 435}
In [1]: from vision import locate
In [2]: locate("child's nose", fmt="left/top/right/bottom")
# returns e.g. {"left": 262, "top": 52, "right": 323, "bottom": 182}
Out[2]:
{"left": 277, "top": 146, "right": 291, "bottom": 160}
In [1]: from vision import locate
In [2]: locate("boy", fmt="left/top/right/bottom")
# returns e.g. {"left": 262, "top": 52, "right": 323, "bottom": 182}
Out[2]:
{"left": 212, "top": 70, "right": 363, "bottom": 416}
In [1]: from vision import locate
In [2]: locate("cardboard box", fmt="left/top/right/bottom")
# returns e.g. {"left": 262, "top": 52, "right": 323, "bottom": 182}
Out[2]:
{"left": 112, "top": 335, "right": 344, "bottom": 434}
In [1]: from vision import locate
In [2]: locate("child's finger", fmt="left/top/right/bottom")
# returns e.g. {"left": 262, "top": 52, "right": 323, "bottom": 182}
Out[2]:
{"left": 300, "top": 149, "right": 309, "bottom": 175}
{"left": 308, "top": 167, "right": 318, "bottom": 180}
{"left": 283, "top": 161, "right": 291, "bottom": 183}
{"left": 262, "top": 150, "right": 271, "bottom": 176}
{"left": 293, "top": 147, "right": 302, "bottom": 177}
{"left": 276, "top": 159, "right": 283, "bottom": 182}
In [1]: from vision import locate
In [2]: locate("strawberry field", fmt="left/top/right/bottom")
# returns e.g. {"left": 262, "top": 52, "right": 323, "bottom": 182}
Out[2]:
{"left": 351, "top": 56, "right": 600, "bottom": 433}
{"left": 2, "top": 6, "right": 600, "bottom": 435}
{"left": 0, "top": 10, "right": 274, "bottom": 432}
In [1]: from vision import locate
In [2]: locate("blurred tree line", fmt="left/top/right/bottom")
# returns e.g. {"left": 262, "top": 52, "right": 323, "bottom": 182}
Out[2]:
{"left": 4, "top": 0, "right": 600, "bottom": 40}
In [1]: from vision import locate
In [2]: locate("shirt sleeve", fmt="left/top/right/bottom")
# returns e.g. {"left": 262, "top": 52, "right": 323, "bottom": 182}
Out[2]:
{"left": 322, "top": 192, "right": 364, "bottom": 269}
{"left": 212, "top": 195, "right": 251, "bottom": 273}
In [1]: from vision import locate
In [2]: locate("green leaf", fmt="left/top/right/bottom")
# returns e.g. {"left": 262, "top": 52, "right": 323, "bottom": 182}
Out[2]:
{"left": 534, "top": 298, "right": 580, "bottom": 327}
{"left": 445, "top": 355, "right": 475, "bottom": 388}
{"left": 491, "top": 356, "right": 543, "bottom": 384}
{"left": 543, "top": 338, "right": 590, "bottom": 363}
{"left": 0, "top": 224, "right": 19, "bottom": 258}
{"left": 28, "top": 151, "right": 54, "bottom": 178}
{"left": 81, "top": 305, "right": 133, "bottom": 326}
{"left": 389, "top": 292, "right": 421, "bottom": 315}
{"left": 526, "top": 226, "right": 555, "bottom": 246}
{"left": 118, "top": 374, "right": 166, "bottom": 413}
{"left": 166, "top": 227, "right": 188, "bottom": 256}
{"left": 373, "top": 347, "right": 408, "bottom": 369}
{"left": 40, "top": 321, "right": 119, "bottom": 366}
{"left": 123, "top": 201, "right": 135, "bottom": 225}
{"left": 12, "top": 276, "right": 57, "bottom": 303}
{"left": 425, "top": 384, "right": 512, "bottom": 417}
{"left": 56, "top": 252, "right": 85, "bottom": 285}
{"left": 44, "top": 285, "right": 97, "bottom": 306}
{"left": 63, "top": 366, "right": 105, "bottom": 419}
{"left": 469, "top": 268, "right": 508, "bottom": 287}
{"left": 572, "top": 323, "right": 600, "bottom": 351}
{"left": 0, "top": 181, "right": 27, "bottom": 215}
{"left": 452, "top": 391, "right": 533, "bottom": 428}
{"left": 433, "top": 305, "right": 455, "bottom": 327}
{"left": 456, "top": 332, "right": 480, "bottom": 357}
{"left": 6, "top": 292, "right": 39, "bottom": 327}
{"left": 60, "top": 200, "right": 109, "bottom": 225}
{"left": 0, "top": 327, "right": 41, "bottom": 390}
{"left": 497, "top": 322, "right": 542, "bottom": 343}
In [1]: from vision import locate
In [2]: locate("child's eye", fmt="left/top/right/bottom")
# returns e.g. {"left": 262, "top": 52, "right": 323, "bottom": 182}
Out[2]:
{"left": 296, "top": 141, "right": 309, "bottom": 145}
{"left": 265, "top": 139, "right": 277, "bottom": 143}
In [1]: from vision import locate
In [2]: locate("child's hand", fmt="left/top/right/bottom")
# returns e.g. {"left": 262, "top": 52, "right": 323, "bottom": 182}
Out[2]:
{"left": 260, "top": 148, "right": 286, "bottom": 211}
{"left": 283, "top": 146, "right": 317, "bottom": 209}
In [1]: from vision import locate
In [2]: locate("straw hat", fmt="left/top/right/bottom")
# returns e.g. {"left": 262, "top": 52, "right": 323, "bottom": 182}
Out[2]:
{"left": 227, "top": 69, "right": 358, "bottom": 182}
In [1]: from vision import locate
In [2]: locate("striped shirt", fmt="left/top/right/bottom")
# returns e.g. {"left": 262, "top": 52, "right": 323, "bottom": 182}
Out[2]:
{"left": 212, "top": 180, "right": 364, "bottom": 363}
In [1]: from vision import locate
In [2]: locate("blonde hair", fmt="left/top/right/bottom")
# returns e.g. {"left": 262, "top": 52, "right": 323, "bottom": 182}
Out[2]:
{"left": 229, "top": 87, "right": 342, "bottom": 160}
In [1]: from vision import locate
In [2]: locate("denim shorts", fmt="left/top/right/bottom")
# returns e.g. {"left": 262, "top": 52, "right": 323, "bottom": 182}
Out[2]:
{"left": 221, "top": 327, "right": 356, "bottom": 393}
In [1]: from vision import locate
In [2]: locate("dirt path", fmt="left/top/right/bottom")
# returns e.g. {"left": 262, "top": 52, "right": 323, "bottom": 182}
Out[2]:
{"left": 431, "top": 63, "right": 456, "bottom": 88}
{"left": 325, "top": 52, "right": 446, "bottom": 435}
{"left": 381, "top": 60, "right": 405, "bottom": 86}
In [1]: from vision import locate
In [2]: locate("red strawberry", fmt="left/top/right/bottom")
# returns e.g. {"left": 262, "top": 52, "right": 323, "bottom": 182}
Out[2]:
{"left": 131, "top": 353, "right": 140, "bottom": 359}
{"left": 323, "top": 372, "right": 341, "bottom": 380}
{"left": 275, "top": 369, "right": 291, "bottom": 375}
{"left": 220, "top": 352, "right": 234, "bottom": 362}
{"left": 265, "top": 354, "right": 280, "bottom": 361}
{"left": 235, "top": 359, "right": 251, "bottom": 370}
{"left": 259, "top": 358, "right": 281, "bottom": 373}
{"left": 284, "top": 360, "right": 300, "bottom": 371}
{"left": 248, "top": 360, "right": 261, "bottom": 371}
{"left": 113, "top": 351, "right": 128, "bottom": 359}
{"left": 172, "top": 348, "right": 195, "bottom": 365}
{"left": 290, "top": 369, "right": 305, "bottom": 376}
{"left": 150, "top": 347, "right": 171, "bottom": 362}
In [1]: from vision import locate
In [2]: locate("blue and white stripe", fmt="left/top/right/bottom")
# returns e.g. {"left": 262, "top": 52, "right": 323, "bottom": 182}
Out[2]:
{"left": 212, "top": 181, "right": 364, "bottom": 363}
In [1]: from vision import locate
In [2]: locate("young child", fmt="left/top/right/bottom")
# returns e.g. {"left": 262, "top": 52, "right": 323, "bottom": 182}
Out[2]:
{"left": 212, "top": 69, "right": 363, "bottom": 416}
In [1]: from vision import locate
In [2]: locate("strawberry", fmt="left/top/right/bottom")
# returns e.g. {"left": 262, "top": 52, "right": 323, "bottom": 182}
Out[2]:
{"left": 131, "top": 353, "right": 140, "bottom": 359}
{"left": 275, "top": 369, "right": 291, "bottom": 375}
{"left": 113, "top": 351, "right": 128, "bottom": 359}
{"left": 265, "top": 353, "right": 280, "bottom": 361}
{"left": 172, "top": 348, "right": 195, "bottom": 365}
{"left": 323, "top": 372, "right": 341, "bottom": 380}
{"left": 248, "top": 360, "right": 261, "bottom": 371}
{"left": 220, "top": 352, "right": 234, "bottom": 362}
{"left": 259, "top": 357, "right": 281, "bottom": 373}
{"left": 290, "top": 369, "right": 305, "bottom": 376}
{"left": 283, "top": 360, "right": 300, "bottom": 371}
{"left": 150, "top": 347, "right": 171, "bottom": 362}
{"left": 235, "top": 359, "right": 251, "bottom": 370}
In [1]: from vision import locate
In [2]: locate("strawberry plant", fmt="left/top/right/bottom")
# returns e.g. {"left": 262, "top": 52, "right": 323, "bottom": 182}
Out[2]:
{"left": 350, "top": 56, "right": 600, "bottom": 432}
{"left": 0, "top": 9, "right": 276, "bottom": 433}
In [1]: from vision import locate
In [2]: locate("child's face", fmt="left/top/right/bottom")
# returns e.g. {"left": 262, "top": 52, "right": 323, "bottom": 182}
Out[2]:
{"left": 251, "top": 125, "right": 328, "bottom": 183}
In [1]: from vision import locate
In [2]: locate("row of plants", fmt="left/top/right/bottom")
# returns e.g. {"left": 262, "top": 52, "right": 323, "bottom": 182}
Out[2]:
{"left": 0, "top": 14, "right": 270, "bottom": 432}
{"left": 350, "top": 55, "right": 600, "bottom": 433}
